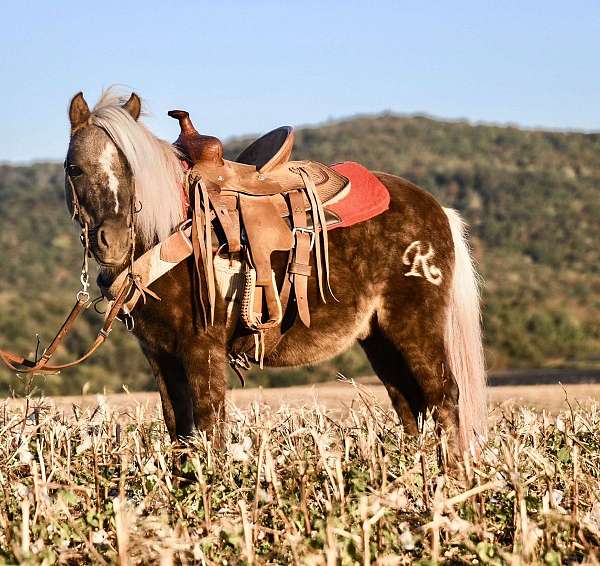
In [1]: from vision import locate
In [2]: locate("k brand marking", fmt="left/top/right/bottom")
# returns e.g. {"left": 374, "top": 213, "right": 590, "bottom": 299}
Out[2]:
{"left": 402, "top": 241, "right": 443, "bottom": 286}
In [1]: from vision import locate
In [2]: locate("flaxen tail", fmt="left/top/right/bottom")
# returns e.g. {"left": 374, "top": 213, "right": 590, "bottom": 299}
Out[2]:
{"left": 443, "top": 208, "right": 487, "bottom": 453}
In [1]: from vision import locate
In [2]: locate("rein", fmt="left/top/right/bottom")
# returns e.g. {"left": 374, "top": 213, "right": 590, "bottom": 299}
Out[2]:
{"left": 0, "top": 277, "right": 132, "bottom": 373}
{"left": 0, "top": 171, "right": 139, "bottom": 374}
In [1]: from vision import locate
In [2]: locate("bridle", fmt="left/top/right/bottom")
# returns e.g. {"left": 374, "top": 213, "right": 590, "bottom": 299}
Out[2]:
{"left": 65, "top": 171, "right": 139, "bottom": 302}
{"left": 0, "top": 167, "right": 143, "bottom": 374}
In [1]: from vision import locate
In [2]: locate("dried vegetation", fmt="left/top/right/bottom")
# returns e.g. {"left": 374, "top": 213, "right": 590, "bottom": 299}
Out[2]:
{"left": 1, "top": 385, "right": 599, "bottom": 564}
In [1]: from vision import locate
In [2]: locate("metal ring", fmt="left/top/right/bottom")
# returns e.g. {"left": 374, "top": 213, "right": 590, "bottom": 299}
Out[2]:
{"left": 92, "top": 297, "right": 107, "bottom": 315}
{"left": 121, "top": 313, "right": 135, "bottom": 332}
{"left": 76, "top": 291, "right": 90, "bottom": 303}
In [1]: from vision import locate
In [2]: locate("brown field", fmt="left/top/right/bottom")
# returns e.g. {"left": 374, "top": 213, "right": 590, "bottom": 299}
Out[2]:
{"left": 11, "top": 378, "right": 600, "bottom": 415}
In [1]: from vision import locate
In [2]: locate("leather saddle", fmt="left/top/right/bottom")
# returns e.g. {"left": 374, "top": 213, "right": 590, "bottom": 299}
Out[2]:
{"left": 169, "top": 110, "right": 350, "bottom": 363}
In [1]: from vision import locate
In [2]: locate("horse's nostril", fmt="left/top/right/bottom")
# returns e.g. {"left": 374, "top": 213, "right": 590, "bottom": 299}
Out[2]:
{"left": 98, "top": 228, "right": 110, "bottom": 249}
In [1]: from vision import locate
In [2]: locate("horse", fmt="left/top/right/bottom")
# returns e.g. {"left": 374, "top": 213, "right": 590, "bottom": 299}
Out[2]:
{"left": 64, "top": 89, "right": 487, "bottom": 459}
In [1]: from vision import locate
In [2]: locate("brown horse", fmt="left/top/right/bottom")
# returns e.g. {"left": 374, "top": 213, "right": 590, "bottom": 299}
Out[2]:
{"left": 65, "top": 89, "right": 486, "bottom": 458}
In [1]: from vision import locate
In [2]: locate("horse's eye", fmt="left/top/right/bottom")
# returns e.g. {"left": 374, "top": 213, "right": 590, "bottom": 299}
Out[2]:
{"left": 67, "top": 164, "right": 83, "bottom": 177}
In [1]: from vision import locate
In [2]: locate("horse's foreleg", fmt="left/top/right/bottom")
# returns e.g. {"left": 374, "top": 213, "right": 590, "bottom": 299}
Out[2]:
{"left": 182, "top": 337, "right": 227, "bottom": 446}
{"left": 143, "top": 348, "right": 194, "bottom": 441}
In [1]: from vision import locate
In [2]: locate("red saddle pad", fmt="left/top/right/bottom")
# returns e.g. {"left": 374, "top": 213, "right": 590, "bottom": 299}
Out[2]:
{"left": 327, "top": 162, "right": 390, "bottom": 230}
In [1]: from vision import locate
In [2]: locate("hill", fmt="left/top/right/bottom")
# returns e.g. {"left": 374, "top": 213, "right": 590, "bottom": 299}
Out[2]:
{"left": 2, "top": 113, "right": 600, "bottom": 394}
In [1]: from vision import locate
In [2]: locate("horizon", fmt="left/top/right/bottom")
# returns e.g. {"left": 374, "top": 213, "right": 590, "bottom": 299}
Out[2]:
{"left": 1, "top": 1, "right": 599, "bottom": 162}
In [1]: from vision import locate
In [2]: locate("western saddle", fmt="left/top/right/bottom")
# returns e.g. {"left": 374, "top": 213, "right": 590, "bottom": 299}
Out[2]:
{"left": 172, "top": 110, "right": 349, "bottom": 330}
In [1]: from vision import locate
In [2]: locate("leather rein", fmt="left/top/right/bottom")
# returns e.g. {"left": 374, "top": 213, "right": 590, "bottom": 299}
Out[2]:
{"left": 0, "top": 170, "right": 145, "bottom": 374}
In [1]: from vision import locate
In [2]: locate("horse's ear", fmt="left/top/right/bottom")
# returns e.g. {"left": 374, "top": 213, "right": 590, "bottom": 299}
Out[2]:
{"left": 123, "top": 93, "right": 141, "bottom": 121}
{"left": 69, "top": 92, "right": 90, "bottom": 131}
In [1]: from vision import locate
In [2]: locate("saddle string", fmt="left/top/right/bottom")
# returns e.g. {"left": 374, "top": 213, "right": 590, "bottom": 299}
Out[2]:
{"left": 299, "top": 172, "right": 325, "bottom": 302}
{"left": 178, "top": 171, "right": 202, "bottom": 326}
{"left": 190, "top": 177, "right": 212, "bottom": 328}
{"left": 253, "top": 331, "right": 266, "bottom": 369}
{"left": 200, "top": 178, "right": 216, "bottom": 325}
{"left": 299, "top": 167, "right": 337, "bottom": 301}
{"left": 296, "top": 167, "right": 335, "bottom": 302}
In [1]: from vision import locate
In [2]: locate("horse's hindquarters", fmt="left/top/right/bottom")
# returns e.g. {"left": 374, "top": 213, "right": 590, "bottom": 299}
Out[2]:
{"left": 264, "top": 172, "right": 486, "bottom": 458}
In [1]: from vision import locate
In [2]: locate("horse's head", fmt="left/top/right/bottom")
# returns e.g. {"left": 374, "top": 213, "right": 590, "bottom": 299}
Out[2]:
{"left": 65, "top": 90, "right": 184, "bottom": 275}
{"left": 65, "top": 92, "right": 141, "bottom": 268}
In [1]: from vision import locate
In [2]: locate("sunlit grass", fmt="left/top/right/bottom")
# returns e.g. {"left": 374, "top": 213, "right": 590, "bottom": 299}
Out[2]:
{"left": 0, "top": 387, "right": 599, "bottom": 564}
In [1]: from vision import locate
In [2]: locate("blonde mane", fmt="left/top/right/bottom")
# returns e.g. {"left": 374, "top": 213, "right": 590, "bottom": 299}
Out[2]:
{"left": 90, "top": 89, "right": 184, "bottom": 246}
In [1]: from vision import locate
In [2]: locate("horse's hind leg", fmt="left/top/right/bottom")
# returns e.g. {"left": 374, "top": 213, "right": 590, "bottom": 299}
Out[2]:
{"left": 359, "top": 327, "right": 423, "bottom": 435}
{"left": 400, "top": 338, "right": 460, "bottom": 456}
{"left": 366, "top": 318, "right": 461, "bottom": 457}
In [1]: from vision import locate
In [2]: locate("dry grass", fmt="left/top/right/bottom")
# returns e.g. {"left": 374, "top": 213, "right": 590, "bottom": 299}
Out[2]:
{"left": 11, "top": 379, "right": 600, "bottom": 416}
{"left": 1, "top": 381, "right": 600, "bottom": 564}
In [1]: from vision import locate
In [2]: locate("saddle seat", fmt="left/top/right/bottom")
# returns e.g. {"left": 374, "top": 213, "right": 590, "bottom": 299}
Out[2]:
{"left": 235, "top": 126, "right": 295, "bottom": 172}
{"left": 169, "top": 110, "right": 350, "bottom": 363}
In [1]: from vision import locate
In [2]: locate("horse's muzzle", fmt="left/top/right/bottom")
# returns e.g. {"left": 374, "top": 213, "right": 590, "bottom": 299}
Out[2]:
{"left": 90, "top": 219, "right": 131, "bottom": 267}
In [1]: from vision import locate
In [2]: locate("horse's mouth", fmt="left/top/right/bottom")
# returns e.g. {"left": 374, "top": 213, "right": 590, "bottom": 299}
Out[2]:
{"left": 96, "top": 266, "right": 121, "bottom": 289}
{"left": 92, "top": 250, "right": 130, "bottom": 269}
{"left": 96, "top": 258, "right": 126, "bottom": 267}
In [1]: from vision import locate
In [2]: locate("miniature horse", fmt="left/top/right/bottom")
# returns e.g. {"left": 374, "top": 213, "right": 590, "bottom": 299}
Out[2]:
{"left": 65, "top": 90, "right": 486, "bottom": 458}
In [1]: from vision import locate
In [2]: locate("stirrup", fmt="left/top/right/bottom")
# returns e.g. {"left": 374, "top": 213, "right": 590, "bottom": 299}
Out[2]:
{"left": 240, "top": 267, "right": 282, "bottom": 331}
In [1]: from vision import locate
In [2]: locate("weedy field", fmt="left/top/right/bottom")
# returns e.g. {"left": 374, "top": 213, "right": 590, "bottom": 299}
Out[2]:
{"left": 1, "top": 383, "right": 600, "bottom": 565}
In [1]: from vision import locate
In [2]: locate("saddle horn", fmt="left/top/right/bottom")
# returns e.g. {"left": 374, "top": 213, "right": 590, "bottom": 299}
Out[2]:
{"left": 168, "top": 110, "right": 224, "bottom": 166}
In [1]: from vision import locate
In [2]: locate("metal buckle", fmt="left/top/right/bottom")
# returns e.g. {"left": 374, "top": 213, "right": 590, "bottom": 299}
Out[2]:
{"left": 292, "top": 227, "right": 316, "bottom": 250}
{"left": 229, "top": 352, "right": 251, "bottom": 370}
{"left": 76, "top": 290, "right": 90, "bottom": 303}
{"left": 177, "top": 218, "right": 192, "bottom": 232}
{"left": 118, "top": 312, "right": 135, "bottom": 332}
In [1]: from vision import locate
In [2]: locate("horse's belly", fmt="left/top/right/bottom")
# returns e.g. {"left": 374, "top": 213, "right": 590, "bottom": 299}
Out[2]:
{"left": 264, "top": 293, "right": 381, "bottom": 368}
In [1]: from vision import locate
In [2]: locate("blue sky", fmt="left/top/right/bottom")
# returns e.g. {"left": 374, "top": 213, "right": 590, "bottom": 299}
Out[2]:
{"left": 1, "top": 1, "right": 599, "bottom": 162}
